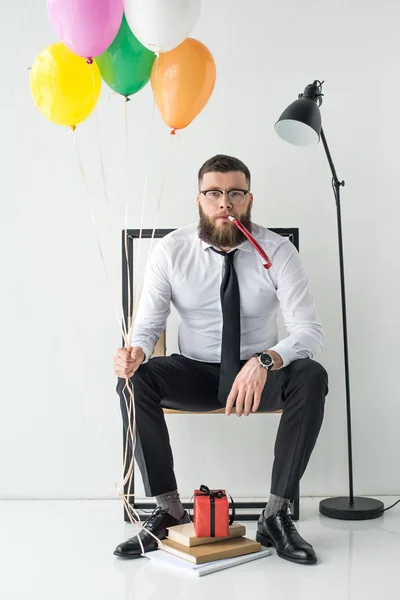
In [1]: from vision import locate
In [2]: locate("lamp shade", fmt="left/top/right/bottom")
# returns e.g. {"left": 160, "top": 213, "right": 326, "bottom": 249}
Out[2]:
{"left": 275, "top": 87, "right": 322, "bottom": 147}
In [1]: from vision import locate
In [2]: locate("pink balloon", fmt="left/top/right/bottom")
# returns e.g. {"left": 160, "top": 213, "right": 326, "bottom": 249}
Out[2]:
{"left": 48, "top": 0, "right": 124, "bottom": 59}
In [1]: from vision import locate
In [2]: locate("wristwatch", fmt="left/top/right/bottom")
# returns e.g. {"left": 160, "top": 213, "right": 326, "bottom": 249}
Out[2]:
{"left": 252, "top": 352, "right": 274, "bottom": 370}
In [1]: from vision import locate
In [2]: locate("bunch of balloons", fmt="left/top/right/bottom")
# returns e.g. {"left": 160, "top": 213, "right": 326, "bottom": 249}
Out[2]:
{"left": 30, "top": 0, "right": 216, "bottom": 131}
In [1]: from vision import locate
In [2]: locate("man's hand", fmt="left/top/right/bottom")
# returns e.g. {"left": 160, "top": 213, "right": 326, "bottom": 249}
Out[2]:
{"left": 225, "top": 358, "right": 268, "bottom": 416}
{"left": 112, "top": 346, "right": 145, "bottom": 379}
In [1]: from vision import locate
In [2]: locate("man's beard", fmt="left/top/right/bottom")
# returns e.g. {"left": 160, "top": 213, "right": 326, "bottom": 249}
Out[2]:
{"left": 198, "top": 204, "right": 253, "bottom": 248}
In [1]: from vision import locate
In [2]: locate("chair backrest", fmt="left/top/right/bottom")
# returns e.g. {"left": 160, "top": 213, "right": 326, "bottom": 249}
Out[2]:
{"left": 122, "top": 227, "right": 299, "bottom": 415}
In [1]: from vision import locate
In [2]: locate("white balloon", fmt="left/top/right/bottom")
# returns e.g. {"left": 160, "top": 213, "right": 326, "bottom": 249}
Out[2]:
{"left": 123, "top": 0, "right": 201, "bottom": 54}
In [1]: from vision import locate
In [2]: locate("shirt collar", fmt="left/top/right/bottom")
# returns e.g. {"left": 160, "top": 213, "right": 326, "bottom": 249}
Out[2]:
{"left": 200, "top": 238, "right": 253, "bottom": 253}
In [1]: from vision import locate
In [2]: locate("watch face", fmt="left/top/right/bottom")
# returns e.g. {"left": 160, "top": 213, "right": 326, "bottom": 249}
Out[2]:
{"left": 260, "top": 353, "right": 273, "bottom": 367}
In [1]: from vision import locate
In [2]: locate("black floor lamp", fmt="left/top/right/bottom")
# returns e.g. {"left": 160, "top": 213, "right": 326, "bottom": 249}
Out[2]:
{"left": 274, "top": 80, "right": 384, "bottom": 520}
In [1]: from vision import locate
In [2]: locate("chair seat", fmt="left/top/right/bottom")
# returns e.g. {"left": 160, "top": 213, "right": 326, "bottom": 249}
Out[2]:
{"left": 163, "top": 408, "right": 283, "bottom": 414}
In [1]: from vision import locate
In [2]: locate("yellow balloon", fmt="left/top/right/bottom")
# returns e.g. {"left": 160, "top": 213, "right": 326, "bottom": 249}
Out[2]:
{"left": 30, "top": 43, "right": 101, "bottom": 128}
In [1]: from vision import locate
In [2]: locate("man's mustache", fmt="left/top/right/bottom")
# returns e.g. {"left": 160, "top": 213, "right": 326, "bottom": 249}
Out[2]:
{"left": 214, "top": 213, "right": 234, "bottom": 219}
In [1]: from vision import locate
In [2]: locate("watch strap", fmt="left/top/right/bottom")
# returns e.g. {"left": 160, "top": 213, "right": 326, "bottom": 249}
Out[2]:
{"left": 253, "top": 352, "right": 274, "bottom": 370}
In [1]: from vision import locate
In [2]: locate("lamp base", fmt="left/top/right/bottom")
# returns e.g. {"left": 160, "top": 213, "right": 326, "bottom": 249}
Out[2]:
{"left": 319, "top": 496, "right": 384, "bottom": 520}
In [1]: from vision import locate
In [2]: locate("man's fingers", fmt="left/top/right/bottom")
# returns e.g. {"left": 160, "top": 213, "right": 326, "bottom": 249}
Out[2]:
{"left": 116, "top": 347, "right": 131, "bottom": 359}
{"left": 114, "top": 355, "right": 134, "bottom": 368}
{"left": 252, "top": 389, "right": 262, "bottom": 413}
{"left": 225, "top": 387, "right": 237, "bottom": 416}
{"left": 114, "top": 366, "right": 135, "bottom": 378}
{"left": 113, "top": 347, "right": 143, "bottom": 379}
{"left": 235, "top": 389, "right": 246, "bottom": 417}
{"left": 243, "top": 389, "right": 254, "bottom": 416}
{"left": 114, "top": 350, "right": 135, "bottom": 371}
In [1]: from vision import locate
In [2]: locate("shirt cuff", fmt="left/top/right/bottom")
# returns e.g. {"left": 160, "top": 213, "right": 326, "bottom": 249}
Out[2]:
{"left": 267, "top": 342, "right": 299, "bottom": 369}
{"left": 132, "top": 342, "right": 153, "bottom": 365}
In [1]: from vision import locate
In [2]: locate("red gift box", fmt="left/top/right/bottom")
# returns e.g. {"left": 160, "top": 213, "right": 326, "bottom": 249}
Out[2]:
{"left": 193, "top": 485, "right": 231, "bottom": 538}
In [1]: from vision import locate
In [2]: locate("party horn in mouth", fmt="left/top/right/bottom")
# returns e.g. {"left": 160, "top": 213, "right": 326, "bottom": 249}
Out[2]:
{"left": 227, "top": 216, "right": 272, "bottom": 269}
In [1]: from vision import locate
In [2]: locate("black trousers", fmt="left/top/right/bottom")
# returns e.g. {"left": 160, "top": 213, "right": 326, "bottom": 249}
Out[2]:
{"left": 117, "top": 354, "right": 329, "bottom": 501}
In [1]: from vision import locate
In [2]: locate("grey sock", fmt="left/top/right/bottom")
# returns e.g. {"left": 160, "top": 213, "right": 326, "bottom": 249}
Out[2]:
{"left": 265, "top": 493, "right": 291, "bottom": 519}
{"left": 154, "top": 490, "right": 185, "bottom": 520}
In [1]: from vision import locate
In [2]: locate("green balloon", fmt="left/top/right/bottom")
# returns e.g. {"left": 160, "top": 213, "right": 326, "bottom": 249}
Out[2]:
{"left": 96, "top": 14, "right": 155, "bottom": 97}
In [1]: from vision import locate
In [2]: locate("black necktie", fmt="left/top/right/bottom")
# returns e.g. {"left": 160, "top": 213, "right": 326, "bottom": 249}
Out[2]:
{"left": 210, "top": 248, "right": 241, "bottom": 404}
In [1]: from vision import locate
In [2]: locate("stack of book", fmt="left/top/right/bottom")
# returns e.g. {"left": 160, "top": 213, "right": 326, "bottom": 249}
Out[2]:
{"left": 146, "top": 522, "right": 272, "bottom": 576}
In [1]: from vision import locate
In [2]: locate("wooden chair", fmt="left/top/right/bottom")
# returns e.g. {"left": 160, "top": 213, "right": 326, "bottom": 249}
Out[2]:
{"left": 122, "top": 228, "right": 300, "bottom": 521}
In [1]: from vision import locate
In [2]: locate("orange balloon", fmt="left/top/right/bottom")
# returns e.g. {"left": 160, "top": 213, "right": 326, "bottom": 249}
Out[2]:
{"left": 151, "top": 38, "right": 216, "bottom": 131}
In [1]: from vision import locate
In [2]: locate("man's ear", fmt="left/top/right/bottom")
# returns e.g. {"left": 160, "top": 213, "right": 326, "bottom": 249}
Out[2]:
{"left": 249, "top": 193, "right": 254, "bottom": 208}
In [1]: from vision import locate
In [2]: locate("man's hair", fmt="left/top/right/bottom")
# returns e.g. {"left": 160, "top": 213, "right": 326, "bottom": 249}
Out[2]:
{"left": 198, "top": 154, "right": 251, "bottom": 188}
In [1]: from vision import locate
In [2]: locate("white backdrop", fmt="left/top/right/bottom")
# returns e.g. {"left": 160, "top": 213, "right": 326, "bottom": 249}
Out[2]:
{"left": 1, "top": 0, "right": 399, "bottom": 501}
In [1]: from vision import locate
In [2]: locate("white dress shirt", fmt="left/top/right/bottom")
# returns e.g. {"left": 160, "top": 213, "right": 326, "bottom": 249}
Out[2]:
{"left": 131, "top": 222, "right": 324, "bottom": 368}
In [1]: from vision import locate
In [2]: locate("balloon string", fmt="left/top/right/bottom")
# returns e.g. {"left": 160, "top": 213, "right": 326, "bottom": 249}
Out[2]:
{"left": 122, "top": 99, "right": 133, "bottom": 341}
{"left": 131, "top": 129, "right": 181, "bottom": 336}
{"left": 72, "top": 131, "right": 89, "bottom": 193}
{"left": 89, "top": 61, "right": 96, "bottom": 104}
{"left": 119, "top": 132, "right": 180, "bottom": 549}
{"left": 121, "top": 100, "right": 140, "bottom": 543}
{"left": 125, "top": 99, "right": 129, "bottom": 165}
{"left": 95, "top": 108, "right": 128, "bottom": 342}
{"left": 116, "top": 379, "right": 163, "bottom": 552}
{"left": 72, "top": 132, "right": 153, "bottom": 548}
{"left": 113, "top": 53, "right": 176, "bottom": 543}
{"left": 73, "top": 122, "right": 159, "bottom": 550}
{"left": 120, "top": 99, "right": 143, "bottom": 537}
{"left": 121, "top": 102, "right": 179, "bottom": 539}
{"left": 119, "top": 62, "right": 158, "bottom": 539}
{"left": 147, "top": 132, "right": 178, "bottom": 259}
{"left": 129, "top": 55, "right": 159, "bottom": 346}
{"left": 72, "top": 129, "right": 126, "bottom": 344}
{"left": 120, "top": 99, "right": 140, "bottom": 535}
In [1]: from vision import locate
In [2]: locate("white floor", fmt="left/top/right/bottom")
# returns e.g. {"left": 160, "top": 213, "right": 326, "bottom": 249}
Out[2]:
{"left": 1, "top": 497, "right": 399, "bottom": 600}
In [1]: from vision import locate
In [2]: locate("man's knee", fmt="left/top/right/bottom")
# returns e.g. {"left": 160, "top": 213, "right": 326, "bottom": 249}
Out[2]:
{"left": 116, "top": 376, "right": 134, "bottom": 396}
{"left": 115, "top": 358, "right": 152, "bottom": 393}
{"left": 288, "top": 358, "right": 329, "bottom": 395}
{"left": 116, "top": 358, "right": 165, "bottom": 404}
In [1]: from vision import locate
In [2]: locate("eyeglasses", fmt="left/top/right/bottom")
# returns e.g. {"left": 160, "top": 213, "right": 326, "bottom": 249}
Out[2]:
{"left": 200, "top": 189, "right": 249, "bottom": 204}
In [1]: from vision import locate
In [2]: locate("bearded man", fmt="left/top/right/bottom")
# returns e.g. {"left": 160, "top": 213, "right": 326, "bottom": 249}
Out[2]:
{"left": 112, "top": 154, "right": 328, "bottom": 565}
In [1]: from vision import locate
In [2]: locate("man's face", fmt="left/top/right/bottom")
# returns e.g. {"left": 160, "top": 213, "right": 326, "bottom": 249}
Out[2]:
{"left": 197, "top": 171, "right": 253, "bottom": 248}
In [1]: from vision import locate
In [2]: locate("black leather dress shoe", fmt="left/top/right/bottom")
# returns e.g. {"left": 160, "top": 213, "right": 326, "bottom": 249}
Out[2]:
{"left": 256, "top": 503, "right": 317, "bottom": 565}
{"left": 114, "top": 507, "right": 191, "bottom": 559}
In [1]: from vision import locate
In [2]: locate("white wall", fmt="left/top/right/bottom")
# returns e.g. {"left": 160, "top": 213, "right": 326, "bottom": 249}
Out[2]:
{"left": 1, "top": 0, "right": 399, "bottom": 501}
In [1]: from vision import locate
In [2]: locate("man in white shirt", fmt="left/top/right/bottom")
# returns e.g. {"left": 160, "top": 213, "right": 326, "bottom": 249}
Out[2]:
{"left": 113, "top": 155, "right": 328, "bottom": 565}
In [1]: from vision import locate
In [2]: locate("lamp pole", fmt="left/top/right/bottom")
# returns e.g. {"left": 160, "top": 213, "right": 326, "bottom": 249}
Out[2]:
{"left": 319, "top": 127, "right": 353, "bottom": 503}
{"left": 275, "top": 81, "right": 385, "bottom": 519}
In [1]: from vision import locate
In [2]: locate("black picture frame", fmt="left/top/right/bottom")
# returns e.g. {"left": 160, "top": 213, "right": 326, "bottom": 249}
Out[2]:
{"left": 121, "top": 227, "right": 300, "bottom": 521}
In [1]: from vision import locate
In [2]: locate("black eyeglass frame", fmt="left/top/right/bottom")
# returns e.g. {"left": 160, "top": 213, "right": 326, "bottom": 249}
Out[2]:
{"left": 199, "top": 188, "right": 250, "bottom": 202}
